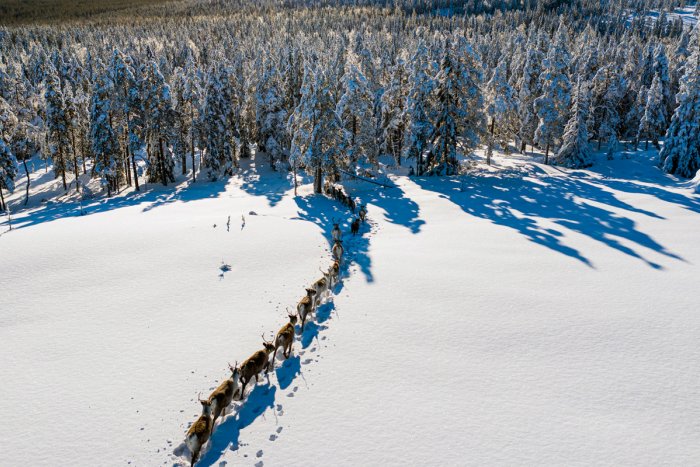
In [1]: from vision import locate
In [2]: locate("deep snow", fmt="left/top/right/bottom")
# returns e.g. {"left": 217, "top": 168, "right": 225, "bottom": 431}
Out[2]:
{"left": 1, "top": 149, "right": 700, "bottom": 466}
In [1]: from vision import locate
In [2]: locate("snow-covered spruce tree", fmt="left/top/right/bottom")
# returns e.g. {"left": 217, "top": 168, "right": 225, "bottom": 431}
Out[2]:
{"left": 427, "top": 36, "right": 486, "bottom": 176}
{"left": 485, "top": 57, "right": 518, "bottom": 163}
{"left": 337, "top": 51, "right": 378, "bottom": 170}
{"left": 202, "top": 66, "right": 237, "bottom": 181}
{"left": 288, "top": 63, "right": 341, "bottom": 193}
{"left": 109, "top": 50, "right": 134, "bottom": 187}
{"left": 589, "top": 66, "right": 623, "bottom": 151}
{"left": 89, "top": 66, "right": 120, "bottom": 196}
{"left": 0, "top": 138, "right": 18, "bottom": 212}
{"left": 652, "top": 44, "right": 673, "bottom": 122}
{"left": 143, "top": 61, "right": 175, "bottom": 186}
{"left": 553, "top": 78, "right": 593, "bottom": 169}
{"left": 534, "top": 24, "right": 572, "bottom": 164}
{"left": 517, "top": 36, "right": 545, "bottom": 153}
{"left": 637, "top": 74, "right": 667, "bottom": 150}
{"left": 44, "top": 69, "right": 70, "bottom": 191}
{"left": 256, "top": 60, "right": 288, "bottom": 170}
{"left": 379, "top": 57, "right": 409, "bottom": 166}
{"left": 125, "top": 61, "right": 145, "bottom": 190}
{"left": 404, "top": 41, "right": 435, "bottom": 175}
{"left": 62, "top": 83, "right": 82, "bottom": 189}
{"left": 660, "top": 26, "right": 700, "bottom": 178}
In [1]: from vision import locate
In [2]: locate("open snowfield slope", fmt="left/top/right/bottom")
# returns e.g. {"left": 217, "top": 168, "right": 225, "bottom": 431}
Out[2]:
{"left": 2, "top": 151, "right": 700, "bottom": 466}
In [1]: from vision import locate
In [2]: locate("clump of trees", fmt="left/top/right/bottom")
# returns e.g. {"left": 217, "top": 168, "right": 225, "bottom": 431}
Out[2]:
{"left": 0, "top": 0, "right": 699, "bottom": 211}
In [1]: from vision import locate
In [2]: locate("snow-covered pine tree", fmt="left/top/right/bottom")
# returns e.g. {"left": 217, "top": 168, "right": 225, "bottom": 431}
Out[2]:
{"left": 637, "top": 73, "right": 667, "bottom": 150}
{"left": 428, "top": 35, "right": 486, "bottom": 175}
{"left": 89, "top": 65, "right": 120, "bottom": 196}
{"left": 44, "top": 69, "right": 70, "bottom": 191}
{"left": 202, "top": 66, "right": 237, "bottom": 181}
{"left": 110, "top": 50, "right": 134, "bottom": 187}
{"left": 553, "top": 77, "right": 593, "bottom": 168}
{"left": 125, "top": 61, "right": 145, "bottom": 190}
{"left": 534, "top": 24, "right": 572, "bottom": 163}
{"left": 256, "top": 60, "right": 288, "bottom": 170}
{"left": 589, "top": 66, "right": 623, "bottom": 151}
{"left": 404, "top": 41, "right": 435, "bottom": 175}
{"left": 517, "top": 35, "right": 545, "bottom": 153}
{"left": 660, "top": 25, "right": 700, "bottom": 178}
{"left": 288, "top": 62, "right": 341, "bottom": 193}
{"left": 652, "top": 44, "right": 673, "bottom": 125}
{"left": 0, "top": 138, "right": 18, "bottom": 212}
{"left": 143, "top": 61, "right": 175, "bottom": 186}
{"left": 337, "top": 51, "right": 378, "bottom": 170}
{"left": 379, "top": 57, "right": 409, "bottom": 166}
{"left": 485, "top": 57, "right": 519, "bottom": 163}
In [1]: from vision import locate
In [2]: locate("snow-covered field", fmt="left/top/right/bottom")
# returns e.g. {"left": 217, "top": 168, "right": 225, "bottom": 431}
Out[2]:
{"left": 2, "top": 151, "right": 700, "bottom": 466}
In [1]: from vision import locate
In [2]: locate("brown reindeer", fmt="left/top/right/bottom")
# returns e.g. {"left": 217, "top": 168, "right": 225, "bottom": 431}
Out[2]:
{"left": 332, "top": 239, "right": 344, "bottom": 263}
{"left": 350, "top": 217, "right": 360, "bottom": 236}
{"left": 185, "top": 394, "right": 213, "bottom": 467}
{"left": 297, "top": 287, "right": 317, "bottom": 332}
{"left": 239, "top": 335, "right": 276, "bottom": 399}
{"left": 331, "top": 221, "right": 342, "bottom": 242}
{"left": 271, "top": 312, "right": 298, "bottom": 369}
{"left": 329, "top": 260, "right": 340, "bottom": 287}
{"left": 359, "top": 204, "right": 367, "bottom": 223}
{"left": 208, "top": 363, "right": 240, "bottom": 424}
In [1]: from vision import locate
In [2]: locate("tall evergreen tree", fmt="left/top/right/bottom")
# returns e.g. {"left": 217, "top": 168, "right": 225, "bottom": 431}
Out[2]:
{"left": 660, "top": 26, "right": 700, "bottom": 178}
{"left": 554, "top": 78, "right": 593, "bottom": 168}
{"left": 534, "top": 24, "right": 572, "bottom": 163}
{"left": 485, "top": 57, "right": 519, "bottom": 163}
{"left": 638, "top": 73, "right": 667, "bottom": 149}
{"left": 427, "top": 36, "right": 485, "bottom": 175}
{"left": 45, "top": 69, "right": 70, "bottom": 191}
{"left": 89, "top": 66, "right": 120, "bottom": 196}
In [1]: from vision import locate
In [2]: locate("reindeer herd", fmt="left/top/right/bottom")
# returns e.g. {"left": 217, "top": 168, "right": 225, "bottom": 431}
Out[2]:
{"left": 182, "top": 182, "right": 368, "bottom": 466}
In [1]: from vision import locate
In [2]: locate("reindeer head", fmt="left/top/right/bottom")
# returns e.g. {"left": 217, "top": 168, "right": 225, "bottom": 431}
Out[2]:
{"left": 228, "top": 361, "right": 239, "bottom": 378}
{"left": 305, "top": 287, "right": 317, "bottom": 296}
{"left": 198, "top": 393, "right": 212, "bottom": 415}
{"left": 261, "top": 334, "right": 276, "bottom": 353}
{"left": 287, "top": 311, "right": 298, "bottom": 325}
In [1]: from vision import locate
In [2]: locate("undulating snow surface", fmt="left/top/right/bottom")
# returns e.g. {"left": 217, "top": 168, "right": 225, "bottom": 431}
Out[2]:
{"left": 2, "top": 152, "right": 700, "bottom": 466}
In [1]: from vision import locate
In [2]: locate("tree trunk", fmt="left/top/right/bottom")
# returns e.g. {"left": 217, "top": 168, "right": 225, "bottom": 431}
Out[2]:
{"left": 487, "top": 118, "right": 495, "bottom": 166}
{"left": 520, "top": 140, "right": 527, "bottom": 153}
{"left": 544, "top": 143, "right": 550, "bottom": 165}
{"left": 190, "top": 107, "right": 196, "bottom": 183}
{"left": 59, "top": 146, "right": 68, "bottom": 191}
{"left": 314, "top": 166, "right": 323, "bottom": 193}
{"left": 181, "top": 132, "right": 187, "bottom": 175}
{"left": 159, "top": 137, "right": 168, "bottom": 186}
{"left": 23, "top": 159, "right": 30, "bottom": 206}
{"left": 131, "top": 152, "right": 140, "bottom": 192}
{"left": 0, "top": 186, "right": 5, "bottom": 212}
{"left": 124, "top": 142, "right": 132, "bottom": 186}
{"left": 293, "top": 163, "right": 298, "bottom": 196}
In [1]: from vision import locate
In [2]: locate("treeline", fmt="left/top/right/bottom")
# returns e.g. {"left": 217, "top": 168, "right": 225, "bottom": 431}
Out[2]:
{"left": 0, "top": 0, "right": 699, "bottom": 211}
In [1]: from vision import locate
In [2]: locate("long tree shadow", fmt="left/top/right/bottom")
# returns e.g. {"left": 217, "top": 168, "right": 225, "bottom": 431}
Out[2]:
{"left": 236, "top": 157, "right": 291, "bottom": 207}
{"left": 293, "top": 193, "right": 374, "bottom": 282}
{"left": 414, "top": 164, "right": 684, "bottom": 269}
{"left": 7, "top": 178, "right": 228, "bottom": 231}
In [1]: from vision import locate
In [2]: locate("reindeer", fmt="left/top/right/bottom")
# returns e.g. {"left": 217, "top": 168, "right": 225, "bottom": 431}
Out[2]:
{"left": 208, "top": 363, "right": 240, "bottom": 425}
{"left": 297, "top": 287, "right": 317, "bottom": 332}
{"left": 185, "top": 395, "right": 213, "bottom": 467}
{"left": 331, "top": 221, "right": 342, "bottom": 242}
{"left": 239, "top": 335, "right": 276, "bottom": 399}
{"left": 312, "top": 268, "right": 330, "bottom": 307}
{"left": 332, "top": 239, "right": 344, "bottom": 263}
{"left": 328, "top": 260, "right": 340, "bottom": 287}
{"left": 348, "top": 197, "right": 356, "bottom": 213}
{"left": 359, "top": 204, "right": 367, "bottom": 223}
{"left": 271, "top": 311, "right": 298, "bottom": 369}
{"left": 350, "top": 217, "right": 360, "bottom": 236}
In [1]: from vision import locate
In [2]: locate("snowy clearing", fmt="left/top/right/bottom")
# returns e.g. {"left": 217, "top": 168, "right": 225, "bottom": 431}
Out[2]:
{"left": 2, "top": 149, "right": 700, "bottom": 466}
